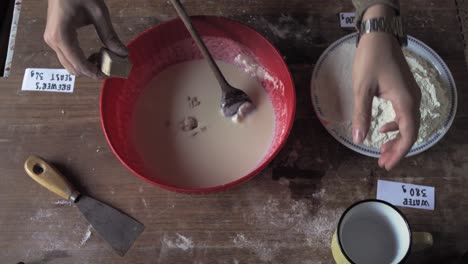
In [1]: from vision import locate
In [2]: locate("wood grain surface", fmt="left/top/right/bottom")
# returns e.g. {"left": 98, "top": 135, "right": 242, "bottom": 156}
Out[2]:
{"left": 0, "top": 1, "right": 467, "bottom": 263}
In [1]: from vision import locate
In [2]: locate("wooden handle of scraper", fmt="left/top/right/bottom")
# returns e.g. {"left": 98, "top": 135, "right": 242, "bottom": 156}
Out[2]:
{"left": 24, "top": 155, "right": 80, "bottom": 202}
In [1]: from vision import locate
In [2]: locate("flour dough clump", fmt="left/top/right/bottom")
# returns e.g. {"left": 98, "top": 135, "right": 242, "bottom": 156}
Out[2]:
{"left": 363, "top": 50, "right": 450, "bottom": 148}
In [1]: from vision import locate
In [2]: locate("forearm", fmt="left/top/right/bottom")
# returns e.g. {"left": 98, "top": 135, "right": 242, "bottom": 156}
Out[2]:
{"left": 353, "top": 0, "right": 400, "bottom": 25}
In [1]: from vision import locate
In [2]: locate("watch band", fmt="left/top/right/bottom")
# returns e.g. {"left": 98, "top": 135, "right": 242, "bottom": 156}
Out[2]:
{"left": 356, "top": 16, "right": 408, "bottom": 46}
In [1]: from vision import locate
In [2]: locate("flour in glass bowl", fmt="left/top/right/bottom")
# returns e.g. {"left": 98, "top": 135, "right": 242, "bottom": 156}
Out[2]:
{"left": 331, "top": 43, "right": 450, "bottom": 149}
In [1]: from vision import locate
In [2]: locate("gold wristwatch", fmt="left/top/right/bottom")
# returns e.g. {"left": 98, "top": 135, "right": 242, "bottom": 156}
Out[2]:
{"left": 356, "top": 16, "right": 408, "bottom": 46}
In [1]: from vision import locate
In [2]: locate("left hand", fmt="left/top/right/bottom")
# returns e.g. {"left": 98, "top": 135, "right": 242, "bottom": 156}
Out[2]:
{"left": 352, "top": 5, "right": 421, "bottom": 171}
{"left": 44, "top": 0, "right": 128, "bottom": 79}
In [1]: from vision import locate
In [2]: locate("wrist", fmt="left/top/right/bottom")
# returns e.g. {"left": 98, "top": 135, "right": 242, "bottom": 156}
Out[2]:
{"left": 358, "top": 4, "right": 406, "bottom": 46}
{"left": 362, "top": 4, "right": 397, "bottom": 20}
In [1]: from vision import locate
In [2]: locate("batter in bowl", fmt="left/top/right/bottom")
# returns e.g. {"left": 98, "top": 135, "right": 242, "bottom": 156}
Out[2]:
{"left": 133, "top": 60, "right": 276, "bottom": 189}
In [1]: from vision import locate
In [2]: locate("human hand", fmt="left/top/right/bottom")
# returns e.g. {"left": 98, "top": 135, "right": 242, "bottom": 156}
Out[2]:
{"left": 44, "top": 0, "right": 128, "bottom": 79}
{"left": 352, "top": 5, "right": 421, "bottom": 170}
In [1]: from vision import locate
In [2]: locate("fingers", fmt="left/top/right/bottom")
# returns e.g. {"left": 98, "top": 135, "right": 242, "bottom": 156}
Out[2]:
{"left": 59, "top": 32, "right": 106, "bottom": 80}
{"left": 89, "top": 1, "right": 128, "bottom": 57}
{"left": 55, "top": 49, "right": 78, "bottom": 76}
{"left": 379, "top": 115, "right": 419, "bottom": 171}
{"left": 45, "top": 29, "right": 105, "bottom": 80}
{"left": 380, "top": 121, "right": 399, "bottom": 133}
{"left": 44, "top": 0, "right": 121, "bottom": 79}
{"left": 379, "top": 133, "right": 415, "bottom": 171}
{"left": 378, "top": 80, "right": 421, "bottom": 170}
{"left": 352, "top": 86, "right": 374, "bottom": 144}
{"left": 379, "top": 135, "right": 397, "bottom": 168}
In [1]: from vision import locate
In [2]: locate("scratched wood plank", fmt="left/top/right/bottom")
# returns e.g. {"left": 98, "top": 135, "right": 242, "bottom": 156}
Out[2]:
{"left": 456, "top": 0, "right": 468, "bottom": 78}
{"left": 0, "top": 0, "right": 467, "bottom": 264}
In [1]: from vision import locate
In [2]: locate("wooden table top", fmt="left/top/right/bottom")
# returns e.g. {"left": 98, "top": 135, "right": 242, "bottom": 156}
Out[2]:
{"left": 1, "top": 1, "right": 467, "bottom": 263}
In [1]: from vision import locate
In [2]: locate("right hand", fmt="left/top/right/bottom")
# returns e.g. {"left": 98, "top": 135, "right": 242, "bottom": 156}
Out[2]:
{"left": 44, "top": 0, "right": 128, "bottom": 79}
{"left": 352, "top": 5, "right": 421, "bottom": 171}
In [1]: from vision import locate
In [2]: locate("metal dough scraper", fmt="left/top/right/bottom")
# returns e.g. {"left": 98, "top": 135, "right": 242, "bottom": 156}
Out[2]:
{"left": 24, "top": 155, "right": 144, "bottom": 256}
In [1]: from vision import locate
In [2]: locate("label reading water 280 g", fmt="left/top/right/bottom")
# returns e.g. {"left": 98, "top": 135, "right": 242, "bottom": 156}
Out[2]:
{"left": 22, "top": 68, "right": 75, "bottom": 93}
{"left": 377, "top": 180, "right": 435, "bottom": 210}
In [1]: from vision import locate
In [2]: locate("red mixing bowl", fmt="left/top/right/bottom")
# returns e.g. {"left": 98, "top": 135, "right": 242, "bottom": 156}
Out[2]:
{"left": 100, "top": 16, "right": 295, "bottom": 193}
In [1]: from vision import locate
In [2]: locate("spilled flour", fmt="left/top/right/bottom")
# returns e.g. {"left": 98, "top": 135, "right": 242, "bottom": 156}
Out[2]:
{"left": 235, "top": 203, "right": 342, "bottom": 262}
{"left": 161, "top": 233, "right": 194, "bottom": 251}
{"left": 28, "top": 207, "right": 94, "bottom": 253}
{"left": 53, "top": 200, "right": 72, "bottom": 206}
{"left": 30, "top": 209, "right": 56, "bottom": 221}
{"left": 239, "top": 178, "right": 344, "bottom": 262}
{"left": 31, "top": 232, "right": 67, "bottom": 252}
{"left": 233, "top": 233, "right": 281, "bottom": 262}
{"left": 245, "top": 195, "right": 308, "bottom": 228}
{"left": 141, "top": 198, "right": 148, "bottom": 208}
{"left": 79, "top": 225, "right": 92, "bottom": 247}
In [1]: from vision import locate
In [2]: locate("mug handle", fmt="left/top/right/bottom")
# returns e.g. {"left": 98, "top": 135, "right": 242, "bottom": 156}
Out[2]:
{"left": 412, "top": 232, "right": 433, "bottom": 251}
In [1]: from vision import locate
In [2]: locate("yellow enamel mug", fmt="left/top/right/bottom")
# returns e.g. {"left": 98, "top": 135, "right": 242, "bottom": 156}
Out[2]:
{"left": 331, "top": 200, "right": 433, "bottom": 264}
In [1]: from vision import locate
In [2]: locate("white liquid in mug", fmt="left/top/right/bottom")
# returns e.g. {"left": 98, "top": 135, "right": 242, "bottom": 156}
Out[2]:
{"left": 339, "top": 202, "right": 410, "bottom": 264}
{"left": 132, "top": 60, "right": 276, "bottom": 189}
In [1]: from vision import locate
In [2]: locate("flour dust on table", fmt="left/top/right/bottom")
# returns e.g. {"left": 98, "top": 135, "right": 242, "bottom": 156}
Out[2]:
{"left": 133, "top": 60, "right": 276, "bottom": 189}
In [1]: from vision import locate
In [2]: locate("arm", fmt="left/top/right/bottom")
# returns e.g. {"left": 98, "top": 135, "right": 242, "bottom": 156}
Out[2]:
{"left": 351, "top": 1, "right": 422, "bottom": 170}
{"left": 353, "top": 0, "right": 400, "bottom": 26}
{"left": 44, "top": 0, "right": 128, "bottom": 79}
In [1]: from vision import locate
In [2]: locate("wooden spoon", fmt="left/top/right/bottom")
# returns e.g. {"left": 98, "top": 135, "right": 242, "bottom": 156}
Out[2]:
{"left": 170, "top": 0, "right": 255, "bottom": 118}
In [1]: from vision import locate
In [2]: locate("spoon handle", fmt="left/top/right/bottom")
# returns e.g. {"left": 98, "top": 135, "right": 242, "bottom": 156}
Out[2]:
{"left": 170, "top": 0, "right": 230, "bottom": 91}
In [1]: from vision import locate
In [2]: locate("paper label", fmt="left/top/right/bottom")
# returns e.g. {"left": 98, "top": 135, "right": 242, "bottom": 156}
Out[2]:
{"left": 377, "top": 180, "right": 435, "bottom": 210}
{"left": 22, "top": 68, "right": 75, "bottom": 93}
{"left": 340, "top": 12, "right": 356, "bottom": 28}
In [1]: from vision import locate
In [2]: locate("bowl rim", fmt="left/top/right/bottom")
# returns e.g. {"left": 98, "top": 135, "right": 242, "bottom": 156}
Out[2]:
{"left": 100, "top": 15, "right": 296, "bottom": 193}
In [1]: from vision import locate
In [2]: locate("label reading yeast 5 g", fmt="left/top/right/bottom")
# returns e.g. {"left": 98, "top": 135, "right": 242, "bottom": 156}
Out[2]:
{"left": 22, "top": 68, "right": 75, "bottom": 93}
